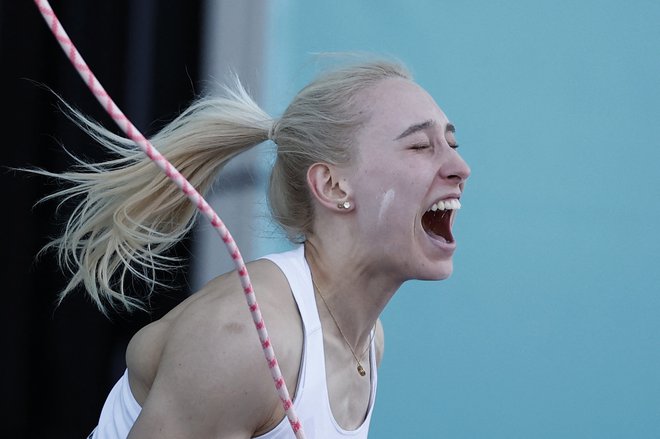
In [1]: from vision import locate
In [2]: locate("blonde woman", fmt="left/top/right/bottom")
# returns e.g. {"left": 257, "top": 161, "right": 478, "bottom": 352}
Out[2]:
{"left": 40, "top": 58, "right": 470, "bottom": 438}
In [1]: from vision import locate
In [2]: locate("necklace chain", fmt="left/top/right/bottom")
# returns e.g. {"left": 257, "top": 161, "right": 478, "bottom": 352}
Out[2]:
{"left": 312, "top": 278, "right": 374, "bottom": 377}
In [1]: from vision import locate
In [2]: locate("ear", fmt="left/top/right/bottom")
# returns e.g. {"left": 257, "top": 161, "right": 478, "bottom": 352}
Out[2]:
{"left": 307, "top": 162, "right": 353, "bottom": 211}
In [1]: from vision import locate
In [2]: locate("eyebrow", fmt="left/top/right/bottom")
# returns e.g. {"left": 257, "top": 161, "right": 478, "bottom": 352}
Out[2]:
{"left": 394, "top": 120, "right": 455, "bottom": 140}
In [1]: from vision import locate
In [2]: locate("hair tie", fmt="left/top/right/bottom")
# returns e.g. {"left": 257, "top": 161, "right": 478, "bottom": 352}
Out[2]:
{"left": 267, "top": 122, "right": 276, "bottom": 142}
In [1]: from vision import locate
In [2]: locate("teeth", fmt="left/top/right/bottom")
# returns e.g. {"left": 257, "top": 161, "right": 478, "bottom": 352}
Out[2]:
{"left": 427, "top": 199, "right": 461, "bottom": 212}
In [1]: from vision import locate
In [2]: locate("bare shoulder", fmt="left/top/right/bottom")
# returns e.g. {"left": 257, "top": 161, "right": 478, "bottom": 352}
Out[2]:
{"left": 127, "top": 258, "right": 303, "bottom": 438}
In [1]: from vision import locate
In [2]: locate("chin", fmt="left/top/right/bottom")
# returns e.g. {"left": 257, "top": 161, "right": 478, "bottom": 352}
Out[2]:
{"left": 414, "top": 258, "right": 454, "bottom": 281}
{"left": 433, "top": 261, "right": 454, "bottom": 280}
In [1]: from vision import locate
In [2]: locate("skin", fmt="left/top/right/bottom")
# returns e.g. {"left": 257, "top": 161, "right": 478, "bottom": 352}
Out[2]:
{"left": 376, "top": 188, "right": 396, "bottom": 227}
{"left": 124, "top": 77, "right": 470, "bottom": 438}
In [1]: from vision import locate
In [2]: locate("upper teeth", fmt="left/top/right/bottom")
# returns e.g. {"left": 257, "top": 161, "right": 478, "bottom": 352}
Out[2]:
{"left": 428, "top": 199, "right": 461, "bottom": 212}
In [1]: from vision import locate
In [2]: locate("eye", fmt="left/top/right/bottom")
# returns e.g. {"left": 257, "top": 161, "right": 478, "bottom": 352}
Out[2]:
{"left": 445, "top": 130, "right": 459, "bottom": 149}
{"left": 409, "top": 143, "right": 432, "bottom": 151}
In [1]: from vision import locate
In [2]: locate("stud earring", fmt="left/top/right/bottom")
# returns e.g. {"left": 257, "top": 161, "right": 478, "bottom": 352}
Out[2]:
{"left": 337, "top": 201, "right": 351, "bottom": 209}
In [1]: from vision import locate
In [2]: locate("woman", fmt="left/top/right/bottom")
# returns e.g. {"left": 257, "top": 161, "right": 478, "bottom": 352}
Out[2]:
{"left": 43, "top": 58, "right": 470, "bottom": 438}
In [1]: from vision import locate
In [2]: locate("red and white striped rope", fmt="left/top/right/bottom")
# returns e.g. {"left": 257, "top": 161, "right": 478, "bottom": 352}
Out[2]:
{"left": 33, "top": 1, "right": 304, "bottom": 436}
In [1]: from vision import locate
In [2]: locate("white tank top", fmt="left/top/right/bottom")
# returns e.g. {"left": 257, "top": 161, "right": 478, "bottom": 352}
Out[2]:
{"left": 90, "top": 245, "right": 377, "bottom": 438}
{"left": 88, "top": 369, "right": 140, "bottom": 438}
{"left": 256, "top": 245, "right": 377, "bottom": 438}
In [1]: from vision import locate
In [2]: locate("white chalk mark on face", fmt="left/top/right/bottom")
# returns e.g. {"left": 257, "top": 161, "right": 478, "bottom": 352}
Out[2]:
{"left": 378, "top": 189, "right": 395, "bottom": 226}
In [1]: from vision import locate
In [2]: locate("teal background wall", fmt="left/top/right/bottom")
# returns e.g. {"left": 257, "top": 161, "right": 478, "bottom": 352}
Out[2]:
{"left": 259, "top": 1, "right": 660, "bottom": 437}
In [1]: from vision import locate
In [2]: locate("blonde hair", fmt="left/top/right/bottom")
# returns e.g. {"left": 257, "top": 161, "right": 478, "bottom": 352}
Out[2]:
{"left": 36, "top": 58, "right": 411, "bottom": 312}
{"left": 269, "top": 59, "right": 411, "bottom": 241}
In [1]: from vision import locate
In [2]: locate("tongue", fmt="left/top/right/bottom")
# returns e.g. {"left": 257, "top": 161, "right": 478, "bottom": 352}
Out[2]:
{"left": 422, "top": 210, "right": 453, "bottom": 243}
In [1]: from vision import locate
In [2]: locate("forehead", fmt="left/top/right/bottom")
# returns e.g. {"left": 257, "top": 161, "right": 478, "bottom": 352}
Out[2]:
{"left": 355, "top": 78, "right": 449, "bottom": 139}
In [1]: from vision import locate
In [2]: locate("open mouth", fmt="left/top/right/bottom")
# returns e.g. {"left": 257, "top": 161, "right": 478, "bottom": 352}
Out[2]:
{"left": 421, "top": 199, "right": 461, "bottom": 243}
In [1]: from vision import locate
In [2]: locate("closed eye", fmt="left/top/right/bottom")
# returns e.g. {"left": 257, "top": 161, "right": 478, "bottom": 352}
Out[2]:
{"left": 410, "top": 143, "right": 459, "bottom": 150}
{"left": 409, "top": 143, "right": 432, "bottom": 150}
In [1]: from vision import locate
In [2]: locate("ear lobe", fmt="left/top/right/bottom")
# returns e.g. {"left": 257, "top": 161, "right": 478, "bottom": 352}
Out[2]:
{"left": 307, "top": 163, "right": 351, "bottom": 210}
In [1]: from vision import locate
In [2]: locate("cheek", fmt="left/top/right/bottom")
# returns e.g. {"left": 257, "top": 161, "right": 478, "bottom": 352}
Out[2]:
{"left": 376, "top": 189, "right": 396, "bottom": 227}
{"left": 354, "top": 162, "right": 427, "bottom": 229}
{"left": 370, "top": 185, "right": 418, "bottom": 234}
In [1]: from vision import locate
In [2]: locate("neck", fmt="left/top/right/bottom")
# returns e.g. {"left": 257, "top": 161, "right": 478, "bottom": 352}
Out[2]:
{"left": 303, "top": 238, "right": 401, "bottom": 349}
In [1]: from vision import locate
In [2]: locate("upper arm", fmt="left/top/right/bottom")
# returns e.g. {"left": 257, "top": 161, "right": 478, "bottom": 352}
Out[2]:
{"left": 127, "top": 261, "right": 303, "bottom": 439}
{"left": 128, "top": 307, "right": 277, "bottom": 439}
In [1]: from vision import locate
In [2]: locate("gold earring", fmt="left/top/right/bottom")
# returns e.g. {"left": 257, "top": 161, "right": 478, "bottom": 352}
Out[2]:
{"left": 337, "top": 201, "right": 351, "bottom": 209}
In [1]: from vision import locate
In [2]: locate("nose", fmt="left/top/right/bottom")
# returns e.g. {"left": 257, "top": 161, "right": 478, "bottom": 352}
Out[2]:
{"left": 440, "top": 149, "right": 471, "bottom": 184}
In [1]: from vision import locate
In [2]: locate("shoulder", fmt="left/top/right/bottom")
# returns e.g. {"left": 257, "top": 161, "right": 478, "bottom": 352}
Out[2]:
{"left": 161, "top": 257, "right": 303, "bottom": 397}
{"left": 131, "top": 257, "right": 303, "bottom": 436}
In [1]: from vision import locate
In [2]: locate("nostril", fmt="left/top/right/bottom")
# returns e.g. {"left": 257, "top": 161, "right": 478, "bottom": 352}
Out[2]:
{"left": 447, "top": 173, "right": 466, "bottom": 183}
{"left": 451, "top": 164, "right": 470, "bottom": 182}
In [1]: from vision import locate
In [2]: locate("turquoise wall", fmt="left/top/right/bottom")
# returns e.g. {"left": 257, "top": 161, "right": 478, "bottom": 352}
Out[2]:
{"left": 260, "top": 1, "right": 660, "bottom": 437}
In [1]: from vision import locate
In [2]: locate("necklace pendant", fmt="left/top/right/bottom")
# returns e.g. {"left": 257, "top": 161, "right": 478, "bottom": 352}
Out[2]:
{"left": 357, "top": 364, "right": 366, "bottom": 376}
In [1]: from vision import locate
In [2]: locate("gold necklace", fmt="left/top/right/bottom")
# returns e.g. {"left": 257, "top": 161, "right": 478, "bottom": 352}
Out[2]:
{"left": 312, "top": 279, "right": 374, "bottom": 377}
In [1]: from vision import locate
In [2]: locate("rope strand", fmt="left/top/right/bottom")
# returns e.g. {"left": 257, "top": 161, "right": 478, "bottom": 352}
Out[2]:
{"left": 33, "top": 1, "right": 304, "bottom": 436}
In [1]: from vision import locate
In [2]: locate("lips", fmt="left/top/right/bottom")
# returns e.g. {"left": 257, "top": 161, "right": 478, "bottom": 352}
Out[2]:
{"left": 421, "top": 198, "right": 461, "bottom": 243}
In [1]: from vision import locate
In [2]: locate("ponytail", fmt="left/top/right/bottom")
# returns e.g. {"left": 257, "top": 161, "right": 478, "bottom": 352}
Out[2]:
{"left": 35, "top": 76, "right": 272, "bottom": 313}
